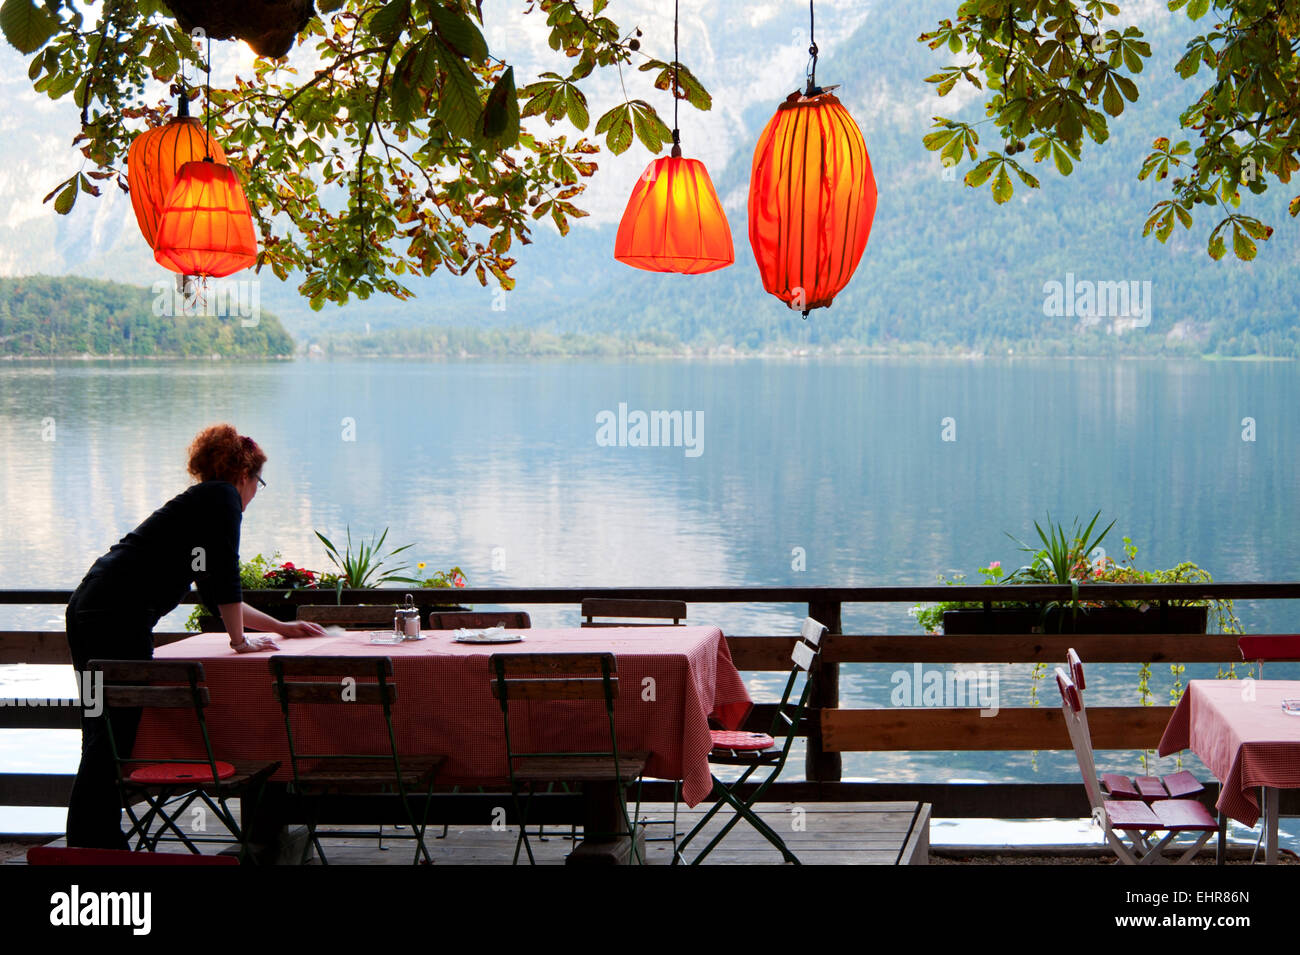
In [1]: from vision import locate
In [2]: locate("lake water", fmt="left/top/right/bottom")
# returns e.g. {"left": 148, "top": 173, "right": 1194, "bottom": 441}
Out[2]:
{"left": 2, "top": 357, "right": 1297, "bottom": 848}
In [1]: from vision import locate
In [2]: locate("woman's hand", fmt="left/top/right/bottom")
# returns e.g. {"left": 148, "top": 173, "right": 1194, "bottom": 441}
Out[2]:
{"left": 231, "top": 635, "right": 281, "bottom": 653}
{"left": 278, "top": 620, "right": 327, "bottom": 639}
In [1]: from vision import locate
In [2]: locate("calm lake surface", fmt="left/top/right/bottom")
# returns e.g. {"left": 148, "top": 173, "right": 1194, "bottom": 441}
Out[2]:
{"left": 2, "top": 357, "right": 1297, "bottom": 845}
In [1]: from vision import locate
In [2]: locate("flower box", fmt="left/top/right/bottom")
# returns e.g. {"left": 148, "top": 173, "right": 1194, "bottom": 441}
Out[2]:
{"left": 941, "top": 605, "right": 1209, "bottom": 635}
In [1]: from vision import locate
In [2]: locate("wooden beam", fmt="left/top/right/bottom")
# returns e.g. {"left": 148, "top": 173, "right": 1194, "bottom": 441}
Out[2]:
{"left": 0, "top": 631, "right": 201, "bottom": 665}
{"left": 725, "top": 633, "right": 1245, "bottom": 666}
{"left": 821, "top": 706, "right": 1175, "bottom": 752}
{"left": 3, "top": 583, "right": 1297, "bottom": 605}
{"left": 0, "top": 706, "right": 81, "bottom": 729}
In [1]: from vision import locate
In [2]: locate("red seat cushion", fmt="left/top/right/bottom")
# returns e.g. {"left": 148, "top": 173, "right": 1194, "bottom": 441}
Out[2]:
{"left": 710, "top": 730, "right": 775, "bottom": 751}
{"left": 1151, "top": 798, "right": 1218, "bottom": 832}
{"left": 128, "top": 762, "right": 236, "bottom": 784}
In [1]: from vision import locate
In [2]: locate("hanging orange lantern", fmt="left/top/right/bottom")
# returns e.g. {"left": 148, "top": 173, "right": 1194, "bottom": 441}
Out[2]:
{"left": 613, "top": 0, "right": 732, "bottom": 275}
{"left": 127, "top": 97, "right": 227, "bottom": 249}
{"left": 748, "top": 3, "right": 876, "bottom": 318}
{"left": 153, "top": 158, "right": 258, "bottom": 277}
{"left": 614, "top": 152, "right": 734, "bottom": 274}
{"left": 748, "top": 88, "right": 876, "bottom": 317}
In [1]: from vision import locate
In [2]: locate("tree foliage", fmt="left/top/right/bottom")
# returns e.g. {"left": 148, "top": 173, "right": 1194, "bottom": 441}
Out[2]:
{"left": 920, "top": 0, "right": 1300, "bottom": 260}
{"left": 2, "top": 0, "right": 707, "bottom": 307}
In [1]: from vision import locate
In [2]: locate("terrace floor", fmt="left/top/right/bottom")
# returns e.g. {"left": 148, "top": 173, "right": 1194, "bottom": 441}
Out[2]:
{"left": 2, "top": 800, "right": 931, "bottom": 865}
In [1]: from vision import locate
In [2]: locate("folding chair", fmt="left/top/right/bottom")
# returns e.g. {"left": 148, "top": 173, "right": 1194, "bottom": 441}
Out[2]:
{"left": 1065, "top": 649, "right": 1204, "bottom": 802}
{"left": 269, "top": 656, "right": 444, "bottom": 865}
{"left": 672, "top": 617, "right": 827, "bottom": 865}
{"left": 490, "top": 652, "right": 649, "bottom": 865}
{"left": 1056, "top": 665, "right": 1217, "bottom": 864}
{"left": 91, "top": 659, "right": 279, "bottom": 862}
{"left": 579, "top": 598, "right": 688, "bottom": 848}
{"left": 429, "top": 611, "right": 531, "bottom": 629}
{"left": 581, "top": 598, "right": 686, "bottom": 626}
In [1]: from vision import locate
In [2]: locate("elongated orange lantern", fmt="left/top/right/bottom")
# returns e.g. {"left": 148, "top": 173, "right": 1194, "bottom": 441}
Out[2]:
{"left": 127, "top": 98, "right": 227, "bottom": 250}
{"left": 614, "top": 152, "right": 734, "bottom": 274}
{"left": 153, "top": 158, "right": 258, "bottom": 277}
{"left": 748, "top": 87, "right": 877, "bottom": 317}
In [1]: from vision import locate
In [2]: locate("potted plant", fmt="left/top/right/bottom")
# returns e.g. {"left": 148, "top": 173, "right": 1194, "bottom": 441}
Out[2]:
{"left": 911, "top": 512, "right": 1241, "bottom": 636}
{"left": 314, "top": 526, "right": 470, "bottom": 617}
{"left": 186, "top": 552, "right": 319, "bottom": 631}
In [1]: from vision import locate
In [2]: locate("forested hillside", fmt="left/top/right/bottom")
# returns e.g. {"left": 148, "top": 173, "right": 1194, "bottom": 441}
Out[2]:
{"left": 0, "top": 276, "right": 294, "bottom": 357}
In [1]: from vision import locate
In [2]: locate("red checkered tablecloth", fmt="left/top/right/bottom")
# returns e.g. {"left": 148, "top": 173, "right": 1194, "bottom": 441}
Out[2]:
{"left": 133, "top": 626, "right": 751, "bottom": 807}
{"left": 1157, "top": 679, "right": 1300, "bottom": 827}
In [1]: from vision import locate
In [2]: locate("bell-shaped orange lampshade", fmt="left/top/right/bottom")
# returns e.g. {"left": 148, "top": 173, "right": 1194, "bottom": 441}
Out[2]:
{"left": 127, "top": 100, "right": 227, "bottom": 250}
{"left": 748, "top": 89, "right": 877, "bottom": 315}
{"left": 614, "top": 154, "right": 734, "bottom": 274}
{"left": 153, "top": 159, "right": 258, "bottom": 278}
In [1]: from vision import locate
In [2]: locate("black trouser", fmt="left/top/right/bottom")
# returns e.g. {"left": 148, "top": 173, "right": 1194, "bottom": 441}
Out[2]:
{"left": 64, "top": 590, "right": 155, "bottom": 850}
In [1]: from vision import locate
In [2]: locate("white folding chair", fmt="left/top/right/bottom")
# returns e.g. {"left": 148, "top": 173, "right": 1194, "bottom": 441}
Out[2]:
{"left": 1056, "top": 664, "right": 1217, "bottom": 865}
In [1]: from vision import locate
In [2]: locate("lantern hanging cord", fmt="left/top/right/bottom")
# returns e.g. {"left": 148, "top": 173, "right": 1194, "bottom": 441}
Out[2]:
{"left": 204, "top": 32, "right": 213, "bottom": 161}
{"left": 671, "top": 0, "right": 681, "bottom": 157}
{"left": 805, "top": 0, "right": 819, "bottom": 95}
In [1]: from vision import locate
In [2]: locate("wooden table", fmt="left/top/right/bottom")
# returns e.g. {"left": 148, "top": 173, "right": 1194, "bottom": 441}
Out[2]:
{"left": 133, "top": 626, "right": 752, "bottom": 864}
{"left": 1158, "top": 679, "right": 1300, "bottom": 864}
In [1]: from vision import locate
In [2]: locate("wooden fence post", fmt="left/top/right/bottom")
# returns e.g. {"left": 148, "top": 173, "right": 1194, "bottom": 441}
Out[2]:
{"left": 806, "top": 600, "right": 842, "bottom": 783}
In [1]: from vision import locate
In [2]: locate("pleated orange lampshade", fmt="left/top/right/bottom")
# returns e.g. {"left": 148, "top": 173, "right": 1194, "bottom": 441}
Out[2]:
{"left": 153, "top": 159, "right": 258, "bottom": 278}
{"left": 748, "top": 90, "right": 877, "bottom": 315}
{"left": 126, "top": 101, "right": 227, "bottom": 250}
{"left": 614, "top": 155, "right": 734, "bottom": 274}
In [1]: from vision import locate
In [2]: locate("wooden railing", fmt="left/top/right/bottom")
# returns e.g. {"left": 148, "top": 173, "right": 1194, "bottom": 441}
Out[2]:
{"left": 3, "top": 584, "right": 1298, "bottom": 821}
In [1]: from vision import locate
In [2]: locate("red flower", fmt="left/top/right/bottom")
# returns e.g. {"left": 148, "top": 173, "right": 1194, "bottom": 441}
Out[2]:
{"left": 283, "top": 562, "right": 296, "bottom": 570}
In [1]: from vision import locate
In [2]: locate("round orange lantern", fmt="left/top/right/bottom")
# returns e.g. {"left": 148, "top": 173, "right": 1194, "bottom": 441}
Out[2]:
{"left": 153, "top": 158, "right": 258, "bottom": 277}
{"left": 127, "top": 97, "right": 227, "bottom": 250}
{"left": 614, "top": 149, "right": 734, "bottom": 274}
{"left": 747, "top": 88, "right": 877, "bottom": 317}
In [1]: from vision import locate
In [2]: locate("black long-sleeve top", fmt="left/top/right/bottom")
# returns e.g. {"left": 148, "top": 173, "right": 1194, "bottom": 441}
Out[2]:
{"left": 72, "top": 481, "right": 243, "bottom": 628}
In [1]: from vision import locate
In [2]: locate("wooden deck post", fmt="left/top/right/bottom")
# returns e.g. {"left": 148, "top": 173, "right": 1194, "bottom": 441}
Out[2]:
{"left": 806, "top": 600, "right": 842, "bottom": 783}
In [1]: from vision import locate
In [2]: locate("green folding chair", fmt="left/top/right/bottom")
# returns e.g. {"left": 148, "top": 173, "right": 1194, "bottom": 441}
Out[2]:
{"left": 490, "top": 652, "right": 649, "bottom": 865}
{"left": 269, "top": 656, "right": 444, "bottom": 865}
{"left": 672, "top": 617, "right": 827, "bottom": 865}
{"left": 93, "top": 659, "right": 279, "bottom": 862}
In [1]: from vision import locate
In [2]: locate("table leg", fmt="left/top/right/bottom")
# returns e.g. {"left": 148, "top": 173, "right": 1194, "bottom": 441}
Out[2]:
{"left": 1265, "top": 787, "right": 1279, "bottom": 865}
{"left": 565, "top": 781, "right": 644, "bottom": 866}
{"left": 1216, "top": 810, "right": 1226, "bottom": 866}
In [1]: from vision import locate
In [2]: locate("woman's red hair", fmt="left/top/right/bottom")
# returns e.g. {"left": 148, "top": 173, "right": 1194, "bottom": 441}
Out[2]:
{"left": 187, "top": 424, "right": 266, "bottom": 485}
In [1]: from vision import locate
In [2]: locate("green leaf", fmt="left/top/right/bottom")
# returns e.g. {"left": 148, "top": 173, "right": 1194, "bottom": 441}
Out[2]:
{"left": 1231, "top": 223, "right": 1256, "bottom": 260}
{"left": 318, "top": 0, "right": 346, "bottom": 12}
{"left": 52, "top": 180, "right": 75, "bottom": 215}
{"left": 1185, "top": 0, "right": 1210, "bottom": 19}
{"left": 1289, "top": 195, "right": 1300, "bottom": 218}
{"left": 631, "top": 103, "right": 670, "bottom": 153}
{"left": 1102, "top": 76, "right": 1124, "bottom": 116}
{"left": 368, "top": 0, "right": 411, "bottom": 42}
{"left": 991, "top": 165, "right": 1013, "bottom": 204}
{"left": 0, "top": 0, "right": 58, "bottom": 55}
{"left": 564, "top": 83, "right": 589, "bottom": 130}
{"left": 430, "top": 4, "right": 488, "bottom": 63}
{"left": 479, "top": 66, "right": 518, "bottom": 147}
{"left": 964, "top": 156, "right": 997, "bottom": 187}
{"left": 434, "top": 37, "right": 482, "bottom": 140}
{"left": 1052, "top": 143, "right": 1073, "bottom": 175}
{"left": 1207, "top": 232, "right": 1226, "bottom": 260}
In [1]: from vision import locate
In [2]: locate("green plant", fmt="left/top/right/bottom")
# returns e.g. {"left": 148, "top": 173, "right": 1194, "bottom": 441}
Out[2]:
{"left": 414, "top": 562, "right": 467, "bottom": 589}
{"left": 315, "top": 526, "right": 419, "bottom": 590}
{"left": 185, "top": 551, "right": 290, "bottom": 629}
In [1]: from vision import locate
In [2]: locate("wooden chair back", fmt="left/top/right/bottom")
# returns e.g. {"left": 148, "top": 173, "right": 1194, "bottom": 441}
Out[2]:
{"left": 429, "top": 611, "right": 531, "bottom": 630}
{"left": 269, "top": 656, "right": 396, "bottom": 707}
{"left": 1055, "top": 668, "right": 1104, "bottom": 813}
{"left": 93, "top": 659, "right": 211, "bottom": 710}
{"left": 490, "top": 652, "right": 618, "bottom": 704}
{"left": 580, "top": 598, "right": 686, "bottom": 627}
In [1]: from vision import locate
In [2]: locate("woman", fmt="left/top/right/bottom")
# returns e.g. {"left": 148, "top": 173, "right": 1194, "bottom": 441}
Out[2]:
{"left": 64, "top": 423, "right": 325, "bottom": 849}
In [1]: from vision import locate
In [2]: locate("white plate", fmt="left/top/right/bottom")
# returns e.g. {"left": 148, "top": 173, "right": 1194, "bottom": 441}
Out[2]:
{"left": 452, "top": 628, "right": 525, "bottom": 644}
